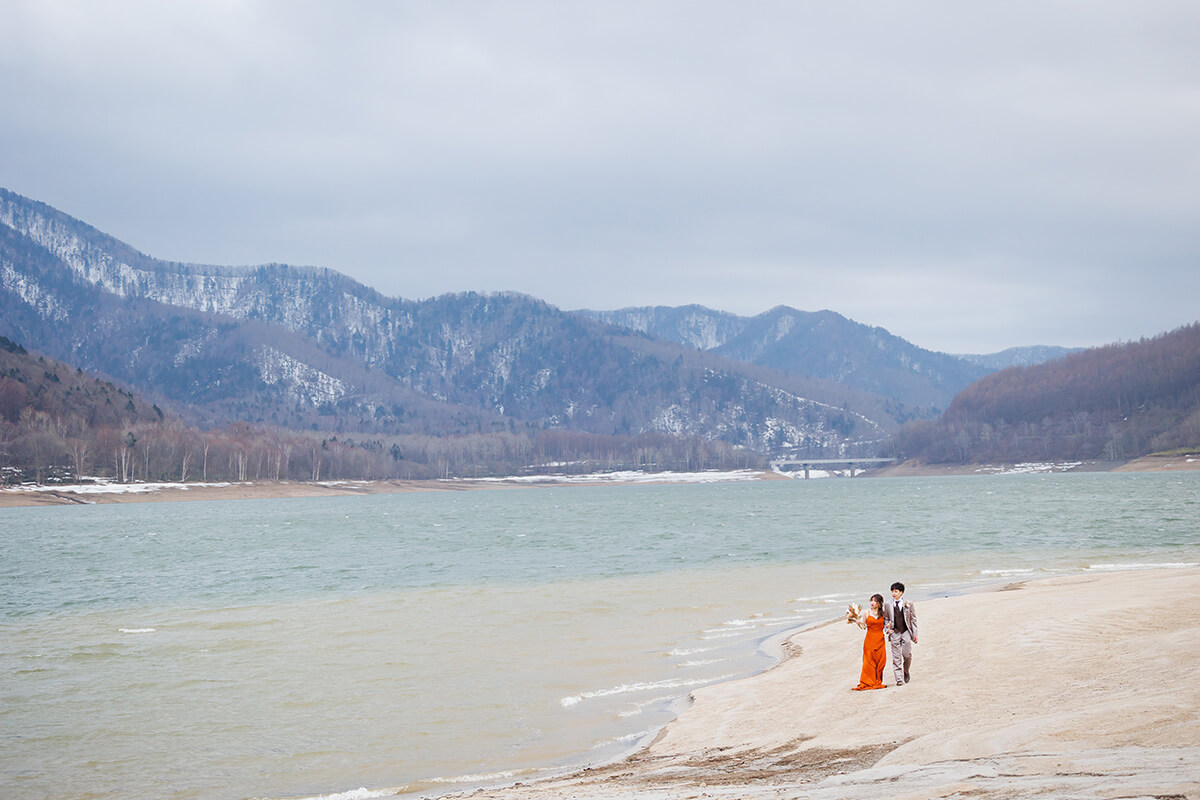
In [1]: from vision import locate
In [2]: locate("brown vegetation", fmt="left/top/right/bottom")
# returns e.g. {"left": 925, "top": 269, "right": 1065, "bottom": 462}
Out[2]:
{"left": 894, "top": 323, "right": 1200, "bottom": 463}
{"left": 0, "top": 336, "right": 762, "bottom": 486}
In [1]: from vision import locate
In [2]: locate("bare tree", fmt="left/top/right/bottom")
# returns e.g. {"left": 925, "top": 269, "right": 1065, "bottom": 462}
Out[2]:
{"left": 65, "top": 437, "right": 90, "bottom": 480}
{"left": 117, "top": 431, "right": 137, "bottom": 483}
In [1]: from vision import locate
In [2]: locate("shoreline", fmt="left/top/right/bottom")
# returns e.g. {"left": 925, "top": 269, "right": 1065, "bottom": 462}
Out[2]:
{"left": 403, "top": 572, "right": 1079, "bottom": 800}
{"left": 2, "top": 454, "right": 1197, "bottom": 508}
{"left": 865, "top": 451, "right": 1200, "bottom": 478}
{"left": 438, "top": 565, "right": 1200, "bottom": 800}
{"left": 0, "top": 470, "right": 784, "bottom": 508}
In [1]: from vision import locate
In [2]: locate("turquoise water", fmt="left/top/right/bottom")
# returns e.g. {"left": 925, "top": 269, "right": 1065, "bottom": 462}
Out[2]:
{"left": 2, "top": 472, "right": 1197, "bottom": 800}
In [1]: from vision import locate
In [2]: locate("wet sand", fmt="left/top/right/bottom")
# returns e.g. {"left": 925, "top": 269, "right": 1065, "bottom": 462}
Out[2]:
{"left": 448, "top": 566, "right": 1200, "bottom": 800}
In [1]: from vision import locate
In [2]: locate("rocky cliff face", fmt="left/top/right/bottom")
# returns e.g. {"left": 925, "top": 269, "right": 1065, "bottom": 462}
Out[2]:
{"left": 579, "top": 305, "right": 747, "bottom": 351}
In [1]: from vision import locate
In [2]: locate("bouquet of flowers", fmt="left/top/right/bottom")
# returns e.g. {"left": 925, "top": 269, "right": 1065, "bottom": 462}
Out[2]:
{"left": 845, "top": 602, "right": 863, "bottom": 624}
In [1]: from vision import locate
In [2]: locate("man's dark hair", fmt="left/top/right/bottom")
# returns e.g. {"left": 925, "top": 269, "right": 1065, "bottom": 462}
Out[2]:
{"left": 891, "top": 581, "right": 905, "bottom": 593}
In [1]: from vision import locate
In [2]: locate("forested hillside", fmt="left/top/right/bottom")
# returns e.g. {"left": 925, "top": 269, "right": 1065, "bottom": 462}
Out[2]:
{"left": 895, "top": 323, "right": 1200, "bottom": 463}
{"left": 1, "top": 335, "right": 158, "bottom": 482}
{"left": 0, "top": 335, "right": 763, "bottom": 485}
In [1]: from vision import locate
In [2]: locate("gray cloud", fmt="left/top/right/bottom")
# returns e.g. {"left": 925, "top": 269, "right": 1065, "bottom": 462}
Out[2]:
{"left": 2, "top": 1, "right": 1198, "bottom": 352}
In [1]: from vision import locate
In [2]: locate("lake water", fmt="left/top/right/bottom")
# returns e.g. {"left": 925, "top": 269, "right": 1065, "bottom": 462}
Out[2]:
{"left": 2, "top": 472, "right": 1198, "bottom": 800}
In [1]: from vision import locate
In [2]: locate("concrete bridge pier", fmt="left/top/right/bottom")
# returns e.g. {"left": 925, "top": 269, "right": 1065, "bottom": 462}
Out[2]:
{"left": 772, "top": 457, "right": 896, "bottom": 478}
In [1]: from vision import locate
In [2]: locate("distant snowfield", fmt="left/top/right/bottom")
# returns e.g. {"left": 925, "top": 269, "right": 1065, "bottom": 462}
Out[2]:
{"left": 464, "top": 469, "right": 767, "bottom": 485}
{"left": 0, "top": 462, "right": 1109, "bottom": 498}
{"left": 974, "top": 462, "right": 1084, "bottom": 475}
{"left": 1, "top": 480, "right": 233, "bottom": 495}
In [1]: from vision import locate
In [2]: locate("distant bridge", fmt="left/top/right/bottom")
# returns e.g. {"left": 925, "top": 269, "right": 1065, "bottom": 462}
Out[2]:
{"left": 770, "top": 457, "right": 896, "bottom": 478}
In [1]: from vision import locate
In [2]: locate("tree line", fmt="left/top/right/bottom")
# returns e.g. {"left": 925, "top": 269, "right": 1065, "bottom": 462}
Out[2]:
{"left": 2, "top": 418, "right": 764, "bottom": 486}
{"left": 0, "top": 336, "right": 763, "bottom": 485}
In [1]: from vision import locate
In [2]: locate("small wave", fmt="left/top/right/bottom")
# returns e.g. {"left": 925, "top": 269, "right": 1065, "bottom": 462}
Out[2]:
{"left": 748, "top": 613, "right": 812, "bottom": 626}
{"left": 677, "top": 658, "right": 726, "bottom": 668}
{"left": 118, "top": 628, "right": 157, "bottom": 634}
{"left": 668, "top": 645, "right": 717, "bottom": 656}
{"left": 561, "top": 674, "right": 738, "bottom": 707}
{"left": 717, "top": 618, "right": 758, "bottom": 628}
{"left": 423, "top": 770, "right": 522, "bottom": 785}
{"left": 978, "top": 568, "right": 1037, "bottom": 576}
{"left": 616, "top": 695, "right": 678, "bottom": 718}
{"left": 707, "top": 614, "right": 812, "bottom": 635}
{"left": 284, "top": 770, "right": 539, "bottom": 800}
{"left": 792, "top": 593, "right": 855, "bottom": 603}
{"left": 590, "top": 728, "right": 655, "bottom": 746}
{"left": 287, "top": 788, "right": 395, "bottom": 800}
{"left": 1086, "top": 562, "right": 1198, "bottom": 572}
{"left": 699, "top": 629, "right": 748, "bottom": 640}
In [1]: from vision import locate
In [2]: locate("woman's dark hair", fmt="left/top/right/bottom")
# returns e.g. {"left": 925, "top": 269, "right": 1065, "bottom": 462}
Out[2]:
{"left": 890, "top": 581, "right": 905, "bottom": 593}
{"left": 870, "top": 593, "right": 885, "bottom": 610}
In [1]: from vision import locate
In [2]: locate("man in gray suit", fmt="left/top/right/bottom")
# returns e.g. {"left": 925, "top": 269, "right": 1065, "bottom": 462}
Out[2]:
{"left": 883, "top": 581, "right": 918, "bottom": 685}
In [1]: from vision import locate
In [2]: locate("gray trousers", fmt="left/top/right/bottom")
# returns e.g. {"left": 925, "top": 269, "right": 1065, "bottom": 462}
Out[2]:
{"left": 887, "top": 629, "right": 913, "bottom": 684}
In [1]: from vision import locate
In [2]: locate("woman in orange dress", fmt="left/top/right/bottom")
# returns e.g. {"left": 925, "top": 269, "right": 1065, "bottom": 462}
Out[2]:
{"left": 852, "top": 593, "right": 888, "bottom": 691}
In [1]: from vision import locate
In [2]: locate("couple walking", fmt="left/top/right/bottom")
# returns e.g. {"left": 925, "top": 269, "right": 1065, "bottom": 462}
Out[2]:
{"left": 852, "top": 582, "right": 917, "bottom": 691}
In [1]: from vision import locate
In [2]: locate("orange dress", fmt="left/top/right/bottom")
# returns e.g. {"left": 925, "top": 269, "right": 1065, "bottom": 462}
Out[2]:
{"left": 852, "top": 614, "right": 887, "bottom": 691}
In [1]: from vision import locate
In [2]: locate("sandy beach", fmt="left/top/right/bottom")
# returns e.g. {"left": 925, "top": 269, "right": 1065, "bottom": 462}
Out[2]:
{"left": 444, "top": 566, "right": 1200, "bottom": 800}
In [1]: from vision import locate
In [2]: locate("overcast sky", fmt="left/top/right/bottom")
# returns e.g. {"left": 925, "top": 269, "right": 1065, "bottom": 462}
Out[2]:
{"left": 2, "top": 1, "right": 1198, "bottom": 354}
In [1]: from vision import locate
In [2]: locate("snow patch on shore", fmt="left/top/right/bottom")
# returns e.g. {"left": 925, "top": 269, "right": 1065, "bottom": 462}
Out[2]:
{"left": 462, "top": 469, "right": 764, "bottom": 485}
{"left": 1, "top": 480, "right": 233, "bottom": 495}
{"left": 974, "top": 462, "right": 1083, "bottom": 474}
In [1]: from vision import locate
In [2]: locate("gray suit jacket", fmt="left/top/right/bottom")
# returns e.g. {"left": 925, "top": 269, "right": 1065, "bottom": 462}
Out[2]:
{"left": 883, "top": 597, "right": 918, "bottom": 640}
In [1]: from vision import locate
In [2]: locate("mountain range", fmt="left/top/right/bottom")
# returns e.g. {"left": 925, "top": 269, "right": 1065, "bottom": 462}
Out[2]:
{"left": 0, "top": 187, "right": 1067, "bottom": 461}
{"left": 576, "top": 306, "right": 1036, "bottom": 413}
